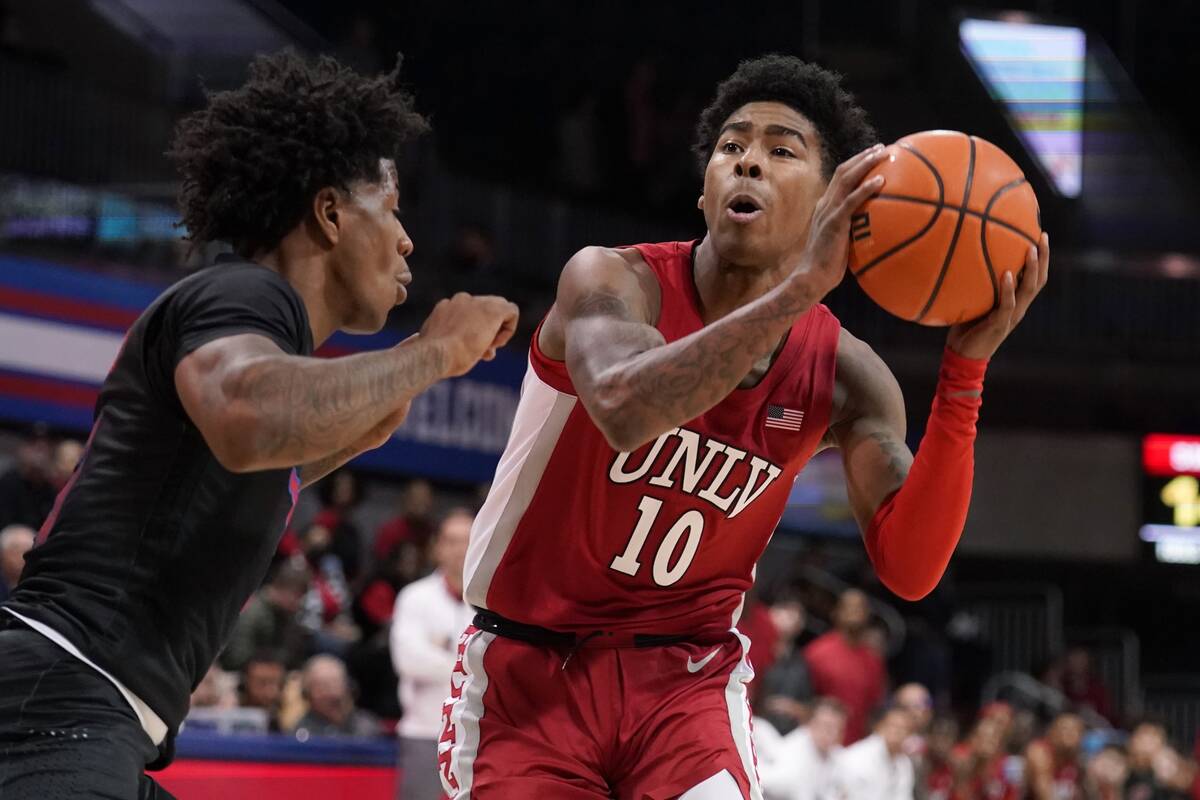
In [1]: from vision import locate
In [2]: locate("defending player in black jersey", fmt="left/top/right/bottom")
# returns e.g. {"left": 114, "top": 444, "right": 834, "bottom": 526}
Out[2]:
{"left": 0, "top": 52, "right": 517, "bottom": 799}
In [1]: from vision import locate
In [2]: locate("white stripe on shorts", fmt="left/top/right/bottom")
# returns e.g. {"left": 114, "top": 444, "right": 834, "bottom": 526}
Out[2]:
{"left": 725, "top": 629, "right": 764, "bottom": 800}
{"left": 440, "top": 629, "right": 495, "bottom": 799}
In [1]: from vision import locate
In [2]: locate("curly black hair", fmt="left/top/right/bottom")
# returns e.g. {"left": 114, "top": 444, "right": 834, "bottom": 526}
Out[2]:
{"left": 693, "top": 54, "right": 876, "bottom": 180}
{"left": 169, "top": 50, "right": 429, "bottom": 257}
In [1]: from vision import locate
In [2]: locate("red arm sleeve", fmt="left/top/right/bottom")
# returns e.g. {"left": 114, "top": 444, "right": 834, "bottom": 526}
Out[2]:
{"left": 864, "top": 347, "right": 987, "bottom": 601}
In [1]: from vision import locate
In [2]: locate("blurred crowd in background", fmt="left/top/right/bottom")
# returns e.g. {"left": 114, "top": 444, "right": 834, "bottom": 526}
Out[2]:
{"left": 4, "top": 427, "right": 1200, "bottom": 800}
{"left": 3, "top": 1, "right": 1200, "bottom": 796}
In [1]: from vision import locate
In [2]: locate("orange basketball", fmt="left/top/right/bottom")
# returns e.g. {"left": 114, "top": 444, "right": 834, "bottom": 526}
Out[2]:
{"left": 848, "top": 130, "right": 1041, "bottom": 326}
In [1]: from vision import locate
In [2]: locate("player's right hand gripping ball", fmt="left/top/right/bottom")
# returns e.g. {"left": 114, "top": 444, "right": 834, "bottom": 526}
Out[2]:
{"left": 848, "top": 130, "right": 1041, "bottom": 326}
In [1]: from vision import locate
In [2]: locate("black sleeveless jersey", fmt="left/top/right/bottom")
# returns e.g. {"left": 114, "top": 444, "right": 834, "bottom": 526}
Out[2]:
{"left": 4, "top": 258, "right": 312, "bottom": 735}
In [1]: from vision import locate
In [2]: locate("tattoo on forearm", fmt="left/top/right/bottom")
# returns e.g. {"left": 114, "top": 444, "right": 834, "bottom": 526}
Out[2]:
{"left": 577, "top": 277, "right": 817, "bottom": 444}
{"left": 868, "top": 430, "right": 912, "bottom": 483}
{"left": 229, "top": 341, "right": 446, "bottom": 464}
{"left": 299, "top": 444, "right": 358, "bottom": 488}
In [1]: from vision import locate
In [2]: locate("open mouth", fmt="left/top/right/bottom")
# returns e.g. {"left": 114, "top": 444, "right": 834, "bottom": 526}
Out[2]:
{"left": 726, "top": 195, "right": 763, "bottom": 223}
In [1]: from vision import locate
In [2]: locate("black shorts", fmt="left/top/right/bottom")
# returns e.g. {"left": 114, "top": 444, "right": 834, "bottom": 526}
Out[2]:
{"left": 0, "top": 614, "right": 176, "bottom": 800}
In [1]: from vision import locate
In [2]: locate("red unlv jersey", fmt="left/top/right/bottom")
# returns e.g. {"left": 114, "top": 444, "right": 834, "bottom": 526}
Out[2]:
{"left": 464, "top": 240, "right": 840, "bottom": 635}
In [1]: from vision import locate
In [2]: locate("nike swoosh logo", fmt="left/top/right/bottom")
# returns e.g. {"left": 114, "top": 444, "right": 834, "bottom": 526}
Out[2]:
{"left": 686, "top": 647, "right": 721, "bottom": 674}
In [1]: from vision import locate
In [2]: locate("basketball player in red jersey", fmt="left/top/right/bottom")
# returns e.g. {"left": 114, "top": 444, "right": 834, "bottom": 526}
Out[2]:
{"left": 440, "top": 55, "right": 1050, "bottom": 799}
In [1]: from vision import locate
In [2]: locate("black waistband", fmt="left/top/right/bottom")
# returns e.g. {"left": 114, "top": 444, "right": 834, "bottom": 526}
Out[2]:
{"left": 472, "top": 609, "right": 691, "bottom": 649}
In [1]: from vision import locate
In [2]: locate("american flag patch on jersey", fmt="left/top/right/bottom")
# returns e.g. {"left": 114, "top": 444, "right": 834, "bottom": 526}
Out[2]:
{"left": 765, "top": 404, "right": 805, "bottom": 432}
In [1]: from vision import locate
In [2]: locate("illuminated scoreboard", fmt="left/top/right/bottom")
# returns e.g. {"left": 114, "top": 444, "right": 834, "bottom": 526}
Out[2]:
{"left": 1142, "top": 434, "right": 1200, "bottom": 564}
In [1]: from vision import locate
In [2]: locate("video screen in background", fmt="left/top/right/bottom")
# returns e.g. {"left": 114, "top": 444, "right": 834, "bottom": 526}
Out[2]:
{"left": 960, "top": 17, "right": 1085, "bottom": 198}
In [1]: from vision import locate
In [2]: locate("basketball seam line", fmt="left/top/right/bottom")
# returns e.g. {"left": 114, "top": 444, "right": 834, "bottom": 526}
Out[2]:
{"left": 852, "top": 143, "right": 946, "bottom": 279}
{"left": 980, "top": 176, "right": 1032, "bottom": 310}
{"left": 871, "top": 190, "right": 1038, "bottom": 247}
{"left": 916, "top": 134, "right": 975, "bottom": 323}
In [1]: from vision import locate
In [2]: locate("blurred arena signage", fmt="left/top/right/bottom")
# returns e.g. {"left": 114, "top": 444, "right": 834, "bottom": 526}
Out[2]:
{"left": 0, "top": 254, "right": 523, "bottom": 484}
{"left": 0, "top": 175, "right": 182, "bottom": 245}
{"left": 959, "top": 17, "right": 1085, "bottom": 198}
{"left": 1140, "top": 433, "right": 1200, "bottom": 564}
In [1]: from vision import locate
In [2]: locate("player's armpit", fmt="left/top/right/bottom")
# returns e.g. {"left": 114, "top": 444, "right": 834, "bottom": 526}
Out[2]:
{"left": 831, "top": 330, "right": 986, "bottom": 601}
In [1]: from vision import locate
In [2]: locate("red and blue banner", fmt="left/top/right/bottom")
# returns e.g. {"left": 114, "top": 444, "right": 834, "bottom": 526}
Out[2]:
{"left": 0, "top": 254, "right": 524, "bottom": 483}
{"left": 157, "top": 731, "right": 397, "bottom": 800}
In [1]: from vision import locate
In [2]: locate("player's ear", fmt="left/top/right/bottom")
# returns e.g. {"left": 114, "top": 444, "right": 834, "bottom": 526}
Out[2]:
{"left": 311, "top": 186, "right": 341, "bottom": 247}
{"left": 697, "top": 194, "right": 704, "bottom": 210}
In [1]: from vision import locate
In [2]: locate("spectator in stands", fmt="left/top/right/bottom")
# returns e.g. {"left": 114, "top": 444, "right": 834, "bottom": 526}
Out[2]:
{"left": 1061, "top": 645, "right": 1116, "bottom": 724}
{"left": 0, "top": 524, "right": 34, "bottom": 602}
{"left": 49, "top": 438, "right": 83, "bottom": 490}
{"left": 374, "top": 478, "right": 436, "bottom": 562}
{"left": 804, "top": 588, "right": 887, "bottom": 743}
{"left": 1127, "top": 717, "right": 1170, "bottom": 800}
{"left": 190, "top": 664, "right": 237, "bottom": 710}
{"left": 292, "top": 654, "right": 378, "bottom": 738}
{"left": 1086, "top": 744, "right": 1129, "bottom": 800}
{"left": 1152, "top": 747, "right": 1198, "bottom": 800}
{"left": 956, "top": 714, "right": 1020, "bottom": 800}
{"left": 390, "top": 508, "right": 474, "bottom": 800}
{"left": 1125, "top": 717, "right": 1196, "bottom": 800}
{"left": 921, "top": 716, "right": 960, "bottom": 800}
{"left": 239, "top": 650, "right": 287, "bottom": 731}
{"left": 975, "top": 701, "right": 1030, "bottom": 760}
{"left": 759, "top": 697, "right": 848, "bottom": 800}
{"left": 220, "top": 559, "right": 313, "bottom": 671}
{"left": 296, "top": 518, "right": 359, "bottom": 656}
{"left": 0, "top": 431, "right": 54, "bottom": 530}
{"left": 1025, "top": 711, "right": 1086, "bottom": 800}
{"left": 895, "top": 683, "right": 933, "bottom": 736}
{"left": 831, "top": 706, "right": 915, "bottom": 800}
{"left": 314, "top": 469, "right": 365, "bottom": 582}
{"left": 759, "top": 593, "right": 814, "bottom": 735}
{"left": 893, "top": 684, "right": 933, "bottom": 795}
{"left": 354, "top": 531, "right": 425, "bottom": 642}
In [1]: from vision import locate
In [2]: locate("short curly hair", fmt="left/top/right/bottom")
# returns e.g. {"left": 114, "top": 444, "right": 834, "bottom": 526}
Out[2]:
{"left": 693, "top": 54, "right": 876, "bottom": 180}
{"left": 169, "top": 50, "right": 429, "bottom": 257}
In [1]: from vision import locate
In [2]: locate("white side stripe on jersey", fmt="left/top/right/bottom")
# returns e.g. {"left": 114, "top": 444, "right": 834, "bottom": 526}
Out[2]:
{"left": 463, "top": 363, "right": 577, "bottom": 609}
{"left": 440, "top": 629, "right": 495, "bottom": 799}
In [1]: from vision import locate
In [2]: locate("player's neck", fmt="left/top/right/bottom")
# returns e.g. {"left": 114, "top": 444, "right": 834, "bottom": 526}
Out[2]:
{"left": 253, "top": 244, "right": 338, "bottom": 346}
{"left": 692, "top": 236, "right": 792, "bottom": 324}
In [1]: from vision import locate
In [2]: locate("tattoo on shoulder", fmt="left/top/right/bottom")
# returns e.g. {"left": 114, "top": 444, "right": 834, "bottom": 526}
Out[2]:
{"left": 868, "top": 430, "right": 911, "bottom": 483}
{"left": 572, "top": 291, "right": 632, "bottom": 320}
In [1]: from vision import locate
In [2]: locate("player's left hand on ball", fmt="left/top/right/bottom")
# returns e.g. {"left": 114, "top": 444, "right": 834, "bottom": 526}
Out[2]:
{"left": 947, "top": 231, "right": 1049, "bottom": 360}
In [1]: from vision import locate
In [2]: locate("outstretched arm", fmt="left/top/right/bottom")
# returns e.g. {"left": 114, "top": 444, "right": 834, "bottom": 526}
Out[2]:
{"left": 176, "top": 333, "right": 446, "bottom": 474}
{"left": 176, "top": 293, "right": 519, "bottom": 475}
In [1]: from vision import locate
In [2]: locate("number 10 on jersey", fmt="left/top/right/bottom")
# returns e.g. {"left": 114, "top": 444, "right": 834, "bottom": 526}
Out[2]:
{"left": 609, "top": 496, "right": 704, "bottom": 587}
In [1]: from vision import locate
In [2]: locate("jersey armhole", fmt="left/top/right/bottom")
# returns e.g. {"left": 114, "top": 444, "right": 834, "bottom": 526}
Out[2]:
{"left": 529, "top": 316, "right": 577, "bottom": 395}
{"left": 808, "top": 305, "right": 841, "bottom": 438}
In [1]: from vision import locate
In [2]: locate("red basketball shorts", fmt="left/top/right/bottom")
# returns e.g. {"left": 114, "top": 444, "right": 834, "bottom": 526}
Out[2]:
{"left": 437, "top": 626, "right": 762, "bottom": 799}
